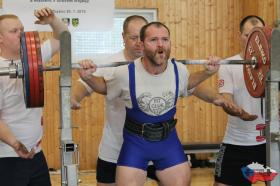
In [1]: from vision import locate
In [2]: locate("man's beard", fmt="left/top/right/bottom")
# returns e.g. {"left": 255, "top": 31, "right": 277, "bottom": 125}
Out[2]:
{"left": 145, "top": 48, "right": 170, "bottom": 67}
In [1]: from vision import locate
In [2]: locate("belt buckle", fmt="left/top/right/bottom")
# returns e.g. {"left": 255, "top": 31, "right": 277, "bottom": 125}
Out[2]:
{"left": 141, "top": 123, "right": 147, "bottom": 138}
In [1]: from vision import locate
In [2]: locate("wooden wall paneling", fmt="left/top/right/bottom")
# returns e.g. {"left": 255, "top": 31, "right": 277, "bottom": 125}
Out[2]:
{"left": 181, "top": 0, "right": 193, "bottom": 142}
{"left": 196, "top": 0, "right": 207, "bottom": 143}
{"left": 242, "top": 0, "right": 276, "bottom": 27}
{"left": 173, "top": 0, "right": 184, "bottom": 139}
{"left": 222, "top": 0, "right": 229, "bottom": 57}
{"left": 208, "top": 1, "right": 218, "bottom": 142}
{"left": 208, "top": 0, "right": 217, "bottom": 143}
{"left": 196, "top": 8, "right": 205, "bottom": 143}
{"left": 227, "top": 0, "right": 235, "bottom": 56}
{"left": 190, "top": 0, "right": 205, "bottom": 143}
{"left": 186, "top": 0, "right": 194, "bottom": 59}
{"left": 203, "top": 0, "right": 211, "bottom": 143}
{"left": 215, "top": 0, "right": 222, "bottom": 57}
{"left": 242, "top": 0, "right": 259, "bottom": 17}
{"left": 168, "top": 0, "right": 176, "bottom": 57}
{"left": 182, "top": 0, "right": 194, "bottom": 143}
{"left": 209, "top": 0, "right": 218, "bottom": 109}
{"left": 162, "top": 0, "right": 170, "bottom": 27}
{"left": 182, "top": 0, "right": 205, "bottom": 143}
{"left": 194, "top": 1, "right": 212, "bottom": 159}
{"left": 143, "top": 0, "right": 157, "bottom": 8}
{"left": 233, "top": 0, "right": 242, "bottom": 55}
{"left": 278, "top": 0, "right": 280, "bottom": 21}
{"left": 175, "top": 0, "right": 183, "bottom": 60}
{"left": 205, "top": 0, "right": 212, "bottom": 57}
{"left": 255, "top": 0, "right": 265, "bottom": 17}
{"left": 259, "top": 0, "right": 275, "bottom": 27}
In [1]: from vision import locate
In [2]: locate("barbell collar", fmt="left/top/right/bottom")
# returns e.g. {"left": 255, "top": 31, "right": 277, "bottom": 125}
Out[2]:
{"left": 0, "top": 62, "right": 23, "bottom": 78}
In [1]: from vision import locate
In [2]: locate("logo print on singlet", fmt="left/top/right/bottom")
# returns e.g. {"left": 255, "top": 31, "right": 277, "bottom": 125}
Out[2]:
{"left": 137, "top": 91, "right": 175, "bottom": 116}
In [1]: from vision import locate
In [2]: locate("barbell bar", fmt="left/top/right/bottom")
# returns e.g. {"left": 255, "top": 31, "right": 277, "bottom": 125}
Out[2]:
{"left": 42, "top": 59, "right": 259, "bottom": 71}
{"left": 0, "top": 58, "right": 258, "bottom": 74}
{"left": 0, "top": 26, "right": 272, "bottom": 107}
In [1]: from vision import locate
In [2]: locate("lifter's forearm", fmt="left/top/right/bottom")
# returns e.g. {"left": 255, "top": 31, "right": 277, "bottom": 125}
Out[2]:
{"left": 71, "top": 82, "right": 90, "bottom": 102}
{"left": 0, "top": 121, "right": 18, "bottom": 149}
{"left": 192, "top": 85, "right": 220, "bottom": 103}
{"left": 188, "top": 70, "right": 215, "bottom": 90}
{"left": 49, "top": 16, "right": 69, "bottom": 40}
{"left": 81, "top": 75, "right": 107, "bottom": 95}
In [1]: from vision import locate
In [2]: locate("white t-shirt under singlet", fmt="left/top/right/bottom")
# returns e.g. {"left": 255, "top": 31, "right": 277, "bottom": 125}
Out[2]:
{"left": 218, "top": 54, "right": 266, "bottom": 146}
{"left": 106, "top": 58, "right": 190, "bottom": 116}
{"left": 0, "top": 40, "right": 52, "bottom": 157}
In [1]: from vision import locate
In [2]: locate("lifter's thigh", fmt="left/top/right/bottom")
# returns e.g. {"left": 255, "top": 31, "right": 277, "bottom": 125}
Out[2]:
{"left": 156, "top": 162, "right": 191, "bottom": 186}
{"left": 116, "top": 166, "right": 146, "bottom": 186}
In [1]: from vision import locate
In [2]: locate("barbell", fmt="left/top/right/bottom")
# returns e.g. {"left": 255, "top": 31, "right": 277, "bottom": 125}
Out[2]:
{"left": 0, "top": 26, "right": 272, "bottom": 108}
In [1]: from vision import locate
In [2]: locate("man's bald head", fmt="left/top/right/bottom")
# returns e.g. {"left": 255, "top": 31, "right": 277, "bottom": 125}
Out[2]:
{"left": 0, "top": 14, "right": 19, "bottom": 33}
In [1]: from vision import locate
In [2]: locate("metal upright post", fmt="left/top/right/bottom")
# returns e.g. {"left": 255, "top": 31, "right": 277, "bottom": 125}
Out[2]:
{"left": 266, "top": 27, "right": 280, "bottom": 186}
{"left": 59, "top": 31, "right": 79, "bottom": 186}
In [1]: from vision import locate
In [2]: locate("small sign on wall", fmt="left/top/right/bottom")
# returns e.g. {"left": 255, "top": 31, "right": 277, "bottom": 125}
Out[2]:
{"left": 3, "top": 0, "right": 115, "bottom": 32}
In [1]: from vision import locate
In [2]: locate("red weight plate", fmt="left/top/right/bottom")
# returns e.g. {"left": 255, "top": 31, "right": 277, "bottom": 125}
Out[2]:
{"left": 29, "top": 31, "right": 40, "bottom": 107}
{"left": 33, "top": 31, "right": 44, "bottom": 107}
{"left": 25, "top": 32, "right": 36, "bottom": 107}
{"left": 243, "top": 26, "right": 271, "bottom": 98}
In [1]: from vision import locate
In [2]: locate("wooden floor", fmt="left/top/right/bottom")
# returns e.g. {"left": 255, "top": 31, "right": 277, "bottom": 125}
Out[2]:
{"left": 51, "top": 168, "right": 265, "bottom": 186}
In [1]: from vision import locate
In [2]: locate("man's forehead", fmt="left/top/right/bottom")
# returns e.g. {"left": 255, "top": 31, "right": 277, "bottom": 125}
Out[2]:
{"left": 146, "top": 25, "right": 169, "bottom": 35}
{"left": 243, "top": 20, "right": 263, "bottom": 29}
{"left": 0, "top": 18, "right": 23, "bottom": 30}
{"left": 128, "top": 19, "right": 147, "bottom": 26}
{"left": 243, "top": 23, "right": 263, "bottom": 34}
{"left": 127, "top": 22, "right": 146, "bottom": 34}
{"left": 1, "top": 17, "right": 20, "bottom": 23}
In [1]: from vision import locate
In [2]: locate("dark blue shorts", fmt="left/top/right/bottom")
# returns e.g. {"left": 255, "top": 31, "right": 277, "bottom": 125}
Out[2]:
{"left": 96, "top": 157, "right": 159, "bottom": 183}
{"left": 0, "top": 151, "right": 51, "bottom": 186}
{"left": 117, "top": 129, "right": 187, "bottom": 170}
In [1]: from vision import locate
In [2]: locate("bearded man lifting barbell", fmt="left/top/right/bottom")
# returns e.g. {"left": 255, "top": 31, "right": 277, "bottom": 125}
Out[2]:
{"left": 77, "top": 21, "right": 254, "bottom": 186}
{"left": 0, "top": 7, "right": 68, "bottom": 186}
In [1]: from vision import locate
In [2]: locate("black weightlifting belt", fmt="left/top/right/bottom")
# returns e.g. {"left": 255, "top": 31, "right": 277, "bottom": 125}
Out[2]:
{"left": 124, "top": 118, "right": 177, "bottom": 142}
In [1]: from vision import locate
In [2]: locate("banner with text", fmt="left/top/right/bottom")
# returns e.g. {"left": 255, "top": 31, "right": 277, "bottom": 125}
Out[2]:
{"left": 3, "top": 0, "right": 114, "bottom": 32}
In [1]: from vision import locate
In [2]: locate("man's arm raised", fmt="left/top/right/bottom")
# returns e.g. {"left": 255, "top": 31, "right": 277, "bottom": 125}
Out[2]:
{"left": 34, "top": 7, "right": 69, "bottom": 54}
